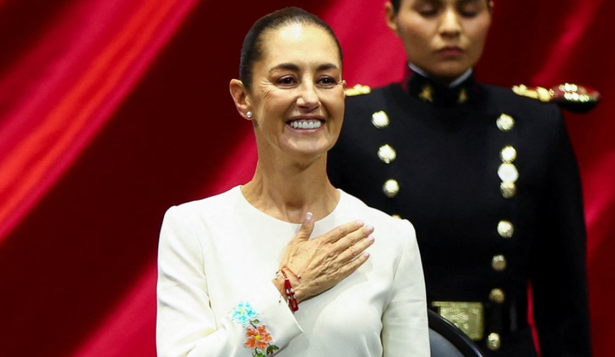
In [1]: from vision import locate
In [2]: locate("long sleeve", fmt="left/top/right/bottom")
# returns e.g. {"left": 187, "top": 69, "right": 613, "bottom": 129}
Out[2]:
{"left": 530, "top": 109, "right": 591, "bottom": 357}
{"left": 156, "top": 206, "right": 302, "bottom": 357}
{"left": 381, "top": 220, "right": 430, "bottom": 357}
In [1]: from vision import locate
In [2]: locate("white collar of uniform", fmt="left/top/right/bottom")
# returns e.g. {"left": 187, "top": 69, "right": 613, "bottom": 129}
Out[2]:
{"left": 407, "top": 63, "right": 473, "bottom": 88}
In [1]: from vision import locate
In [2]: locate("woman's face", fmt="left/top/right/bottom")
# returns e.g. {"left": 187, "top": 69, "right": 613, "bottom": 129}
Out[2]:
{"left": 386, "top": 0, "right": 492, "bottom": 82}
{"left": 243, "top": 23, "right": 344, "bottom": 161}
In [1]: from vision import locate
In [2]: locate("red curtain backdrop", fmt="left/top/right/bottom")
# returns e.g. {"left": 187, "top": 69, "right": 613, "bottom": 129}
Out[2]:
{"left": 0, "top": 0, "right": 613, "bottom": 356}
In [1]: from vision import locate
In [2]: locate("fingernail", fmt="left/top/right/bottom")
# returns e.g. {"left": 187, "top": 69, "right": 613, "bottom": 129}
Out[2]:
{"left": 305, "top": 212, "right": 313, "bottom": 222}
{"left": 356, "top": 220, "right": 364, "bottom": 226}
{"left": 365, "top": 225, "right": 374, "bottom": 233}
{"left": 367, "top": 235, "right": 375, "bottom": 242}
{"left": 363, "top": 252, "right": 370, "bottom": 258}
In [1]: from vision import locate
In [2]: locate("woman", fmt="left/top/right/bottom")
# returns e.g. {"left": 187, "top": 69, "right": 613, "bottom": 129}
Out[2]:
{"left": 156, "top": 7, "right": 429, "bottom": 357}
{"left": 328, "top": 0, "right": 591, "bottom": 356}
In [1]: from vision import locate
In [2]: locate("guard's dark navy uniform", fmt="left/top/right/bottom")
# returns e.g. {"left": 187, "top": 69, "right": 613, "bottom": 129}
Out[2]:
{"left": 328, "top": 69, "right": 591, "bottom": 357}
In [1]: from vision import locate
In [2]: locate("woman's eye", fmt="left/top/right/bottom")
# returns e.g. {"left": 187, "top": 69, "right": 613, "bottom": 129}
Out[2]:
{"left": 458, "top": 8, "right": 479, "bottom": 17}
{"left": 416, "top": 4, "right": 439, "bottom": 17}
{"left": 458, "top": 3, "right": 482, "bottom": 17}
{"left": 418, "top": 9, "right": 438, "bottom": 17}
{"left": 277, "top": 76, "right": 297, "bottom": 86}
{"left": 317, "top": 76, "right": 337, "bottom": 87}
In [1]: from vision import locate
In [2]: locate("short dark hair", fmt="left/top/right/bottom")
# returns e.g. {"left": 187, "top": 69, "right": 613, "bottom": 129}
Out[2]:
{"left": 390, "top": 0, "right": 402, "bottom": 12}
{"left": 238, "top": 7, "right": 343, "bottom": 90}
{"left": 390, "top": 0, "right": 492, "bottom": 13}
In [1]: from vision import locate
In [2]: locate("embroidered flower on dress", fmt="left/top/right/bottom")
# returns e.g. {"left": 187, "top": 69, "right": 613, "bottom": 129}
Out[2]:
{"left": 245, "top": 324, "right": 274, "bottom": 350}
{"left": 230, "top": 301, "right": 280, "bottom": 356}
{"left": 231, "top": 301, "right": 258, "bottom": 327}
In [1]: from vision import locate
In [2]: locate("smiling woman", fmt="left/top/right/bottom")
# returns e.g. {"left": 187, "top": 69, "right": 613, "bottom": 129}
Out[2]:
{"left": 155, "top": 6, "right": 429, "bottom": 357}
{"left": 230, "top": 22, "right": 345, "bottom": 164}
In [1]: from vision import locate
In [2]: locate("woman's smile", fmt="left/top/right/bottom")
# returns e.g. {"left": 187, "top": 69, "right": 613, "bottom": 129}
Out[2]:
{"left": 287, "top": 117, "right": 325, "bottom": 130}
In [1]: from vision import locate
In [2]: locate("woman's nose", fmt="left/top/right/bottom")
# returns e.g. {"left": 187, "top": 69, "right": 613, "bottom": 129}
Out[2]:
{"left": 297, "top": 82, "right": 320, "bottom": 110}
{"left": 439, "top": 8, "right": 462, "bottom": 37}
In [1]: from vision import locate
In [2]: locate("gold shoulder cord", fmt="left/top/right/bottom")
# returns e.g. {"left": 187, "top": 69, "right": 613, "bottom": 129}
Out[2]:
{"left": 512, "top": 83, "right": 601, "bottom": 113}
{"left": 345, "top": 84, "right": 371, "bottom": 97}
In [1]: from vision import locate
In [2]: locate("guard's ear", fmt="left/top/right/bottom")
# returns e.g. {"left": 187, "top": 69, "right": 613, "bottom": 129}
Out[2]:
{"left": 229, "top": 79, "right": 253, "bottom": 120}
{"left": 384, "top": 1, "right": 399, "bottom": 35}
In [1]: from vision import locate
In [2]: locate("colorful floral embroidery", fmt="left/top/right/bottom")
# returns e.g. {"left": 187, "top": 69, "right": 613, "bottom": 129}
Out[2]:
{"left": 231, "top": 301, "right": 280, "bottom": 356}
{"left": 231, "top": 301, "right": 258, "bottom": 327}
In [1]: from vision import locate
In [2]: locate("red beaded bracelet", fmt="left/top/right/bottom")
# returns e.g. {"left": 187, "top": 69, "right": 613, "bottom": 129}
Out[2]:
{"left": 280, "top": 269, "right": 299, "bottom": 313}
{"left": 282, "top": 265, "right": 301, "bottom": 280}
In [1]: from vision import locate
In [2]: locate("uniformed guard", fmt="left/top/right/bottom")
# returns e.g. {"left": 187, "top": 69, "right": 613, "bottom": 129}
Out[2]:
{"left": 328, "top": 0, "right": 594, "bottom": 356}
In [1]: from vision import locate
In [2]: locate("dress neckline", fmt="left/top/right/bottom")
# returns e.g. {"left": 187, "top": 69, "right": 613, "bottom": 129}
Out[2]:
{"left": 233, "top": 185, "right": 344, "bottom": 227}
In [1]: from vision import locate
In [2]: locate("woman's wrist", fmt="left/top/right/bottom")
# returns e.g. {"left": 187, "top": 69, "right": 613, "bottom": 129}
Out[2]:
{"left": 279, "top": 268, "right": 299, "bottom": 312}
{"left": 273, "top": 267, "right": 302, "bottom": 312}
{"left": 272, "top": 274, "right": 286, "bottom": 297}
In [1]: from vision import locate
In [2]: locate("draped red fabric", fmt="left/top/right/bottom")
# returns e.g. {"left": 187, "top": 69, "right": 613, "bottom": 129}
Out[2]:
{"left": 0, "top": 0, "right": 612, "bottom": 356}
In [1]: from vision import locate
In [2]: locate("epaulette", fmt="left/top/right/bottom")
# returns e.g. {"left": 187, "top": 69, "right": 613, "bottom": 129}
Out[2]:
{"left": 345, "top": 84, "right": 371, "bottom": 97}
{"left": 512, "top": 83, "right": 601, "bottom": 113}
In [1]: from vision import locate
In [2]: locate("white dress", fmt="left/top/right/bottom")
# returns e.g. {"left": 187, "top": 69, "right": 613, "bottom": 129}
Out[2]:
{"left": 156, "top": 186, "right": 429, "bottom": 357}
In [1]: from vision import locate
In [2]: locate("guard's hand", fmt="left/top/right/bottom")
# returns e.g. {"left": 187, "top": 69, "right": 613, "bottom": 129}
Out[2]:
{"left": 279, "top": 212, "right": 375, "bottom": 303}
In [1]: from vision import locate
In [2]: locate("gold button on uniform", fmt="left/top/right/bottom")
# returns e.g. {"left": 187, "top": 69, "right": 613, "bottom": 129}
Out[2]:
{"left": 487, "top": 332, "right": 501, "bottom": 351}
{"left": 500, "top": 182, "right": 516, "bottom": 198}
{"left": 383, "top": 179, "right": 400, "bottom": 198}
{"left": 378, "top": 144, "right": 397, "bottom": 164}
{"left": 500, "top": 146, "right": 517, "bottom": 163}
{"left": 497, "top": 220, "right": 514, "bottom": 238}
{"left": 498, "top": 145, "right": 518, "bottom": 199}
{"left": 371, "top": 111, "right": 390, "bottom": 128}
{"left": 496, "top": 114, "right": 515, "bottom": 131}
{"left": 489, "top": 288, "right": 506, "bottom": 304}
{"left": 492, "top": 255, "right": 507, "bottom": 271}
{"left": 498, "top": 163, "right": 519, "bottom": 183}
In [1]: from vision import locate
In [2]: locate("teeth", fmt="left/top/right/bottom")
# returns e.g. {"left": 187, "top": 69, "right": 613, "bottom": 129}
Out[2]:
{"left": 290, "top": 120, "right": 322, "bottom": 129}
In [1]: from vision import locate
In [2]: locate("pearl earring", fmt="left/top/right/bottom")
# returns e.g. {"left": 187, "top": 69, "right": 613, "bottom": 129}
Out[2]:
{"left": 246, "top": 111, "right": 252, "bottom": 118}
